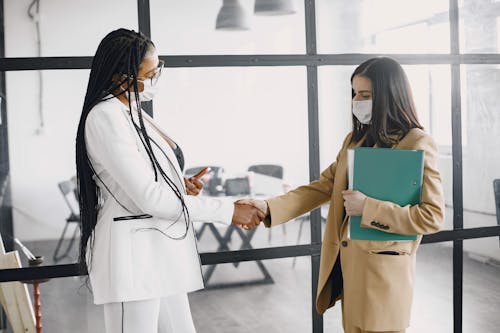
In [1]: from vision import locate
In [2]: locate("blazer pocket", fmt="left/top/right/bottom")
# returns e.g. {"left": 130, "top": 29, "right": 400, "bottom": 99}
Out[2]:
{"left": 368, "top": 249, "right": 410, "bottom": 256}
{"left": 113, "top": 214, "right": 153, "bottom": 222}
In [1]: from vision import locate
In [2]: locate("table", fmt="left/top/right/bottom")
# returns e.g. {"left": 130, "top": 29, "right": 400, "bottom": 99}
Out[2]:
{"left": 196, "top": 223, "right": 274, "bottom": 289}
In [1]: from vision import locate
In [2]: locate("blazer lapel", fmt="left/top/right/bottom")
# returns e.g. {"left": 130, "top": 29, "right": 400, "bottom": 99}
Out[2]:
{"left": 142, "top": 112, "right": 185, "bottom": 189}
{"left": 118, "top": 104, "right": 186, "bottom": 191}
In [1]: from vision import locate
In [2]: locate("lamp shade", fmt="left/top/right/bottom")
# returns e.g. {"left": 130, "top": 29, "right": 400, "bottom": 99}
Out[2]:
{"left": 254, "top": 0, "right": 296, "bottom": 15}
{"left": 216, "top": 0, "right": 250, "bottom": 30}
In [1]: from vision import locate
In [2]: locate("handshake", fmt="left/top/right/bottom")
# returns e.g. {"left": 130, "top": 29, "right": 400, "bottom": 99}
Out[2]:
{"left": 231, "top": 199, "right": 269, "bottom": 230}
{"left": 184, "top": 176, "right": 269, "bottom": 230}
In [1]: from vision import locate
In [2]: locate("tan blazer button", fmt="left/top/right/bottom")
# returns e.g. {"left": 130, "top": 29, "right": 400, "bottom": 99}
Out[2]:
{"left": 341, "top": 241, "right": 348, "bottom": 247}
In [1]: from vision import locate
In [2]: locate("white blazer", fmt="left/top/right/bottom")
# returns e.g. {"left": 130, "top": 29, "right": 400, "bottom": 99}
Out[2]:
{"left": 84, "top": 96, "right": 234, "bottom": 305}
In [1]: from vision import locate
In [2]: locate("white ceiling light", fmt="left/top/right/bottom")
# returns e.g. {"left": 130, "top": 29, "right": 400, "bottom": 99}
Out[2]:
{"left": 216, "top": 0, "right": 250, "bottom": 31}
{"left": 254, "top": 0, "right": 296, "bottom": 16}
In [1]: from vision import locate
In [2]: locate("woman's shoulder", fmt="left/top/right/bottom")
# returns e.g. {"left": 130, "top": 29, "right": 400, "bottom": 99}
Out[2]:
{"left": 404, "top": 127, "right": 433, "bottom": 141}
{"left": 400, "top": 128, "right": 437, "bottom": 150}
{"left": 86, "top": 98, "right": 127, "bottom": 126}
{"left": 342, "top": 131, "right": 354, "bottom": 147}
{"left": 85, "top": 98, "right": 132, "bottom": 142}
{"left": 89, "top": 97, "right": 123, "bottom": 114}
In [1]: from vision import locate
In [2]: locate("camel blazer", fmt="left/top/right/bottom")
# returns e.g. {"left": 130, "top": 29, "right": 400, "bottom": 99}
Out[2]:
{"left": 84, "top": 97, "right": 234, "bottom": 304}
{"left": 265, "top": 129, "right": 444, "bottom": 331}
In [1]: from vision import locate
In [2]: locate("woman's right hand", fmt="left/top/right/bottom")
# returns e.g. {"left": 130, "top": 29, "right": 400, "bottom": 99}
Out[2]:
{"left": 184, "top": 177, "right": 204, "bottom": 196}
{"left": 235, "top": 199, "right": 269, "bottom": 216}
{"left": 232, "top": 203, "right": 265, "bottom": 230}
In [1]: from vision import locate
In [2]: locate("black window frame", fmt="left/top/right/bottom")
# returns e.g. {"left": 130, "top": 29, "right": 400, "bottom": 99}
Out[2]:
{"left": 0, "top": 1, "right": 500, "bottom": 332}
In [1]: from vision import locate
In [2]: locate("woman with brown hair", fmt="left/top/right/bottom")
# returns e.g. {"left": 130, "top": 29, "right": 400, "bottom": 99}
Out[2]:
{"left": 241, "top": 57, "right": 445, "bottom": 333}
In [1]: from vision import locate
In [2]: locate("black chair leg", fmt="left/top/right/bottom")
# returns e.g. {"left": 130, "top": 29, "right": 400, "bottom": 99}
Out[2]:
{"left": 53, "top": 222, "right": 78, "bottom": 262}
{"left": 292, "top": 217, "right": 307, "bottom": 268}
{"left": 65, "top": 225, "right": 79, "bottom": 257}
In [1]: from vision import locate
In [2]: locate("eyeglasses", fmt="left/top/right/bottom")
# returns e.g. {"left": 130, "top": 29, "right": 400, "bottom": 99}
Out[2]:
{"left": 139, "top": 60, "right": 164, "bottom": 85}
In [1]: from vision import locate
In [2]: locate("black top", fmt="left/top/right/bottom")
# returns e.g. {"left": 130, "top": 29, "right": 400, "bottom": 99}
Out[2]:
{"left": 361, "top": 133, "right": 376, "bottom": 148}
{"left": 172, "top": 144, "right": 185, "bottom": 172}
{"left": 139, "top": 124, "right": 185, "bottom": 172}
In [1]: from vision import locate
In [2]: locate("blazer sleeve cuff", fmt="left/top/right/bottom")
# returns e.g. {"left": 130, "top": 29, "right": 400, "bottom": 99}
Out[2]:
{"left": 186, "top": 196, "right": 234, "bottom": 226}
{"left": 263, "top": 215, "right": 272, "bottom": 228}
{"left": 264, "top": 198, "right": 288, "bottom": 227}
{"left": 218, "top": 199, "right": 235, "bottom": 226}
{"left": 360, "top": 197, "right": 381, "bottom": 228}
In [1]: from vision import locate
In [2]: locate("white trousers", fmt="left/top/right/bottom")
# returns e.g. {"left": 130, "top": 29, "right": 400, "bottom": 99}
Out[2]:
{"left": 103, "top": 293, "right": 197, "bottom": 333}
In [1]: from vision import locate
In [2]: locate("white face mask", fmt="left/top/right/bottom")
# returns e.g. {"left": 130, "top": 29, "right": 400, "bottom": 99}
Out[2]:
{"left": 123, "top": 79, "right": 159, "bottom": 105}
{"left": 352, "top": 100, "right": 372, "bottom": 124}
{"left": 137, "top": 78, "right": 159, "bottom": 102}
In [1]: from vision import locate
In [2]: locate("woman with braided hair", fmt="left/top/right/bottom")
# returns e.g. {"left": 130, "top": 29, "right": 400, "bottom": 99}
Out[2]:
{"left": 75, "top": 28, "right": 263, "bottom": 332}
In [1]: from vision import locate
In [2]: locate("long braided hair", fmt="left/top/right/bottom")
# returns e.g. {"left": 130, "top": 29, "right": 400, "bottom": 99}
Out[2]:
{"left": 76, "top": 28, "right": 189, "bottom": 274}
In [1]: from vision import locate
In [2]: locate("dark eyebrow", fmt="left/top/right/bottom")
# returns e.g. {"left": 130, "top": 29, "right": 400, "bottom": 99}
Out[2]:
{"left": 355, "top": 90, "right": 372, "bottom": 94}
{"left": 143, "top": 60, "right": 160, "bottom": 76}
{"left": 144, "top": 67, "right": 157, "bottom": 76}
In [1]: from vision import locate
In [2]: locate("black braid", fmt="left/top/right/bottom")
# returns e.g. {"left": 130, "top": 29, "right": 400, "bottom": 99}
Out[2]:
{"left": 76, "top": 29, "right": 190, "bottom": 274}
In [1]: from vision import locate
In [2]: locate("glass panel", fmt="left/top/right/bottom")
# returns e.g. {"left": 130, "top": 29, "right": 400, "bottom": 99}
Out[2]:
{"left": 153, "top": 67, "right": 311, "bottom": 249}
{"left": 5, "top": 67, "right": 309, "bottom": 269}
{"left": 6, "top": 70, "right": 89, "bottom": 266}
{"left": 459, "top": 0, "right": 500, "bottom": 53}
{"left": 318, "top": 66, "right": 355, "bottom": 172}
{"left": 4, "top": 0, "right": 138, "bottom": 57}
{"left": 461, "top": 65, "right": 500, "bottom": 228}
{"left": 316, "top": 0, "right": 450, "bottom": 54}
{"left": 406, "top": 65, "right": 453, "bottom": 231}
{"left": 319, "top": 65, "right": 453, "bottom": 233}
{"left": 150, "top": 0, "right": 305, "bottom": 55}
{"left": 409, "top": 242, "right": 453, "bottom": 332}
{"left": 191, "top": 258, "right": 311, "bottom": 332}
{"left": 463, "top": 238, "right": 500, "bottom": 332}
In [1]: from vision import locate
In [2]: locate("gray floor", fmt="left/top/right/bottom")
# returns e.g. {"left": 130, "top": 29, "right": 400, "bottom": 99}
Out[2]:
{"left": 3, "top": 221, "right": 500, "bottom": 333}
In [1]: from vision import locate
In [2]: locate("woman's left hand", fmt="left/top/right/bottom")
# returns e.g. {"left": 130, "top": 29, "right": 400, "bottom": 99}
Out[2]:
{"left": 185, "top": 177, "right": 204, "bottom": 196}
{"left": 342, "top": 190, "right": 367, "bottom": 216}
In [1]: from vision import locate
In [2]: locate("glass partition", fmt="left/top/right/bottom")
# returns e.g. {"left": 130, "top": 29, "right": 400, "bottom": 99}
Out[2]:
{"left": 4, "top": 0, "right": 138, "bottom": 57}
{"left": 316, "top": 0, "right": 450, "bottom": 54}
{"left": 154, "top": 66, "right": 311, "bottom": 250}
{"left": 463, "top": 238, "right": 500, "bottom": 332}
{"left": 5, "top": 70, "right": 88, "bottom": 265}
{"left": 461, "top": 65, "right": 500, "bottom": 230}
{"left": 151, "top": 0, "right": 305, "bottom": 55}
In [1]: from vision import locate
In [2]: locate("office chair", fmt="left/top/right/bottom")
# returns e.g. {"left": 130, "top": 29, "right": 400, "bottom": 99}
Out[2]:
{"left": 53, "top": 178, "right": 80, "bottom": 262}
{"left": 494, "top": 179, "right": 500, "bottom": 247}
{"left": 248, "top": 164, "right": 283, "bottom": 179}
{"left": 225, "top": 176, "right": 251, "bottom": 196}
{"left": 196, "top": 176, "right": 251, "bottom": 240}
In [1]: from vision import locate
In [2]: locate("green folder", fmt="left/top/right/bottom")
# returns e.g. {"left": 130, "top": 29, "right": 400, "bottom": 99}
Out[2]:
{"left": 348, "top": 147, "right": 423, "bottom": 241}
